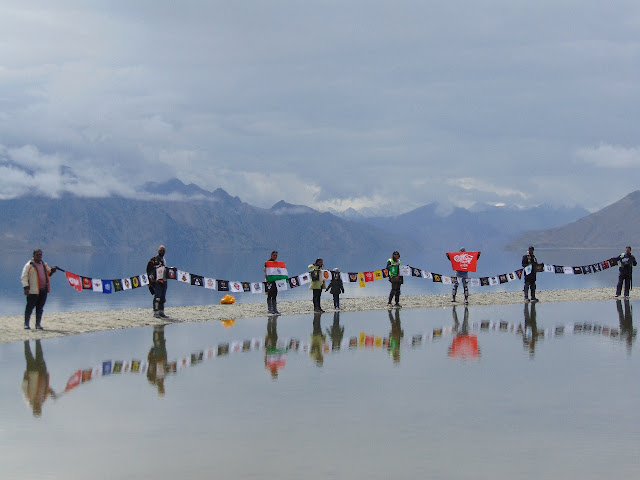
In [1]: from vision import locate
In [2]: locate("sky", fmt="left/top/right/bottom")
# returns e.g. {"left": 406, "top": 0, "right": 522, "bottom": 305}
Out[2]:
{"left": 0, "top": 1, "right": 638, "bottom": 215}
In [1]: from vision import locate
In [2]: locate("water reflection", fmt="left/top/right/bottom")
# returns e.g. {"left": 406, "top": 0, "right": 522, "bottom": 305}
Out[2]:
{"left": 310, "top": 312, "right": 326, "bottom": 367}
{"left": 265, "top": 314, "right": 285, "bottom": 379}
{"left": 388, "top": 308, "right": 403, "bottom": 364}
{"left": 22, "top": 340, "right": 57, "bottom": 417}
{"left": 522, "top": 302, "right": 540, "bottom": 358}
{"left": 147, "top": 325, "right": 169, "bottom": 395}
{"left": 326, "top": 311, "right": 344, "bottom": 351}
{"left": 448, "top": 306, "right": 480, "bottom": 359}
{"left": 617, "top": 299, "right": 635, "bottom": 354}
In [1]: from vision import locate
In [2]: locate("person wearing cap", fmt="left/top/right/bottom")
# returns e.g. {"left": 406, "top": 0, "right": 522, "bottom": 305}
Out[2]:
{"left": 325, "top": 268, "right": 345, "bottom": 310}
{"left": 615, "top": 246, "right": 637, "bottom": 298}
{"left": 522, "top": 246, "right": 539, "bottom": 302}
{"left": 146, "top": 245, "right": 169, "bottom": 318}
{"left": 21, "top": 249, "right": 58, "bottom": 330}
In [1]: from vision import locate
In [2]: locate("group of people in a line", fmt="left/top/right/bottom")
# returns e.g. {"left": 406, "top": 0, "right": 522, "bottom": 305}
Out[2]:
{"left": 19, "top": 244, "right": 638, "bottom": 328}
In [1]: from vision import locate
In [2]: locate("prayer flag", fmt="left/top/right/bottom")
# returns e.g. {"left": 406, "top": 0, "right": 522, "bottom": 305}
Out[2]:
{"left": 265, "top": 261, "right": 288, "bottom": 282}
{"left": 489, "top": 276, "right": 499, "bottom": 286}
{"left": 348, "top": 273, "right": 358, "bottom": 283}
{"left": 65, "top": 272, "right": 82, "bottom": 292}
{"left": 470, "top": 278, "right": 480, "bottom": 287}
{"left": 122, "top": 278, "right": 132, "bottom": 290}
{"left": 524, "top": 265, "right": 533, "bottom": 276}
{"left": 563, "top": 267, "right": 574, "bottom": 275}
{"left": 499, "top": 274, "right": 508, "bottom": 284}
{"left": 358, "top": 272, "right": 365, "bottom": 287}
{"left": 432, "top": 274, "right": 443, "bottom": 283}
{"left": 572, "top": 267, "right": 582, "bottom": 275}
{"left": 92, "top": 279, "right": 103, "bottom": 292}
{"left": 275, "top": 279, "right": 288, "bottom": 290}
{"left": 364, "top": 271, "right": 374, "bottom": 282}
{"left": 399, "top": 265, "right": 411, "bottom": 276}
{"left": 442, "top": 276, "right": 452, "bottom": 284}
{"left": 554, "top": 265, "right": 564, "bottom": 274}
{"left": 340, "top": 273, "right": 350, "bottom": 283}
{"left": 167, "top": 267, "right": 177, "bottom": 280}
{"left": 544, "top": 264, "right": 554, "bottom": 273}
{"left": 298, "top": 273, "right": 311, "bottom": 285}
{"left": 204, "top": 277, "right": 216, "bottom": 289}
{"left": 480, "top": 277, "right": 489, "bottom": 286}
{"left": 177, "top": 270, "right": 191, "bottom": 283}
{"left": 242, "top": 282, "right": 251, "bottom": 292}
{"left": 217, "top": 280, "right": 229, "bottom": 291}
{"left": 422, "top": 271, "right": 432, "bottom": 279}
{"left": 191, "top": 274, "right": 204, "bottom": 287}
{"left": 374, "top": 270, "right": 383, "bottom": 281}
{"left": 139, "top": 274, "right": 149, "bottom": 286}
{"left": 229, "top": 281, "right": 243, "bottom": 293}
{"left": 250, "top": 282, "right": 263, "bottom": 294}
{"left": 411, "top": 267, "right": 422, "bottom": 277}
{"left": 112, "top": 279, "right": 123, "bottom": 292}
{"left": 102, "top": 280, "right": 113, "bottom": 294}
{"left": 288, "top": 277, "right": 299, "bottom": 288}
{"left": 82, "top": 276, "right": 92, "bottom": 290}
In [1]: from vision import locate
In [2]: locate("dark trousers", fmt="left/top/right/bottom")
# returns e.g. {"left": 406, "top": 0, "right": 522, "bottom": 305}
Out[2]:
{"left": 153, "top": 281, "right": 167, "bottom": 312}
{"left": 388, "top": 283, "right": 401, "bottom": 304}
{"left": 312, "top": 288, "right": 322, "bottom": 311}
{"left": 266, "top": 282, "right": 278, "bottom": 312}
{"left": 616, "top": 273, "right": 632, "bottom": 297}
{"left": 25, "top": 290, "right": 47, "bottom": 326}
{"left": 332, "top": 294, "right": 340, "bottom": 308}
{"left": 524, "top": 277, "right": 537, "bottom": 299}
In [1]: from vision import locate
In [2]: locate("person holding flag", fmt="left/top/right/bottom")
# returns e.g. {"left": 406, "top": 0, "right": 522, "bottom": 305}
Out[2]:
{"left": 21, "top": 249, "right": 58, "bottom": 330}
{"left": 264, "top": 250, "right": 287, "bottom": 315}
{"left": 446, "top": 248, "right": 481, "bottom": 304}
{"left": 147, "top": 245, "right": 169, "bottom": 318}
{"left": 522, "top": 246, "right": 539, "bottom": 302}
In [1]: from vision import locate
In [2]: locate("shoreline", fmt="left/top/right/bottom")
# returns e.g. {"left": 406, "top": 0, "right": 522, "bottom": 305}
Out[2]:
{"left": 1, "top": 287, "right": 633, "bottom": 344}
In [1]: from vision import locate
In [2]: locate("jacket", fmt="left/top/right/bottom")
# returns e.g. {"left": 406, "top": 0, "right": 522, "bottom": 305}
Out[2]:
{"left": 308, "top": 264, "right": 326, "bottom": 290}
{"left": 522, "top": 253, "right": 538, "bottom": 280}
{"left": 326, "top": 275, "right": 345, "bottom": 295}
{"left": 21, "top": 260, "right": 53, "bottom": 294}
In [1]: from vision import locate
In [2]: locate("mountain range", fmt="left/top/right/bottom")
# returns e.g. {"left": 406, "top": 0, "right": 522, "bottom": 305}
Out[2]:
{"left": 1, "top": 178, "right": 636, "bottom": 256}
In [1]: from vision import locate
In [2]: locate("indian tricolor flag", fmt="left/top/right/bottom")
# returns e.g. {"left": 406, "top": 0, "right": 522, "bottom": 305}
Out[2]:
{"left": 265, "top": 261, "right": 288, "bottom": 282}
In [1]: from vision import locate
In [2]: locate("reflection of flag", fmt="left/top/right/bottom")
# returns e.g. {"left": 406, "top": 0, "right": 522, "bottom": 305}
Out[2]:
{"left": 265, "top": 261, "right": 288, "bottom": 281}
{"left": 449, "top": 335, "right": 479, "bottom": 359}
{"left": 65, "top": 370, "right": 82, "bottom": 392}
{"left": 65, "top": 272, "right": 82, "bottom": 292}
{"left": 447, "top": 251, "right": 480, "bottom": 272}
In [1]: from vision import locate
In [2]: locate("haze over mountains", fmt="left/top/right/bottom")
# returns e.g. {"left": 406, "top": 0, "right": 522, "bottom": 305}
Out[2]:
{"left": 1, "top": 178, "right": 636, "bottom": 256}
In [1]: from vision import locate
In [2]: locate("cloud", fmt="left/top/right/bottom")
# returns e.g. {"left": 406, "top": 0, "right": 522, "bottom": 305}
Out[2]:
{"left": 575, "top": 143, "right": 640, "bottom": 168}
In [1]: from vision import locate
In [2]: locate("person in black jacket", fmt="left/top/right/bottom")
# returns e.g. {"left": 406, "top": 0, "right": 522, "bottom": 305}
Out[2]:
{"left": 325, "top": 268, "right": 345, "bottom": 310}
{"left": 522, "top": 246, "right": 539, "bottom": 302}
{"left": 615, "top": 246, "right": 637, "bottom": 298}
{"left": 146, "top": 245, "right": 168, "bottom": 318}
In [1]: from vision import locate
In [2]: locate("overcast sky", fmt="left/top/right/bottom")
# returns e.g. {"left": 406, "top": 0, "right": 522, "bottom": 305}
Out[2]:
{"left": 1, "top": 1, "right": 638, "bottom": 214}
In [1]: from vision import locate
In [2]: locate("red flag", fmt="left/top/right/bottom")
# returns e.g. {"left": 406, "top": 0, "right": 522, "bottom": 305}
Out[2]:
{"left": 364, "top": 271, "right": 374, "bottom": 282}
{"left": 65, "top": 271, "right": 83, "bottom": 292}
{"left": 447, "top": 251, "right": 480, "bottom": 272}
{"left": 65, "top": 370, "right": 82, "bottom": 392}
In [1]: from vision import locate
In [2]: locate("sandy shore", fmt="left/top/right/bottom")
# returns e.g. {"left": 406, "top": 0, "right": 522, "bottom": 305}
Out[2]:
{"left": 1, "top": 287, "right": 633, "bottom": 344}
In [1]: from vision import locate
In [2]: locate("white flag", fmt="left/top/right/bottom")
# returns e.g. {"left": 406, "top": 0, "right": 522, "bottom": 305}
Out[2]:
{"left": 204, "top": 277, "right": 216, "bottom": 289}
{"left": 229, "top": 281, "right": 242, "bottom": 293}
{"left": 489, "top": 276, "right": 499, "bottom": 285}
{"left": 340, "top": 272, "right": 350, "bottom": 283}
{"left": 563, "top": 267, "right": 574, "bottom": 275}
{"left": 139, "top": 274, "right": 150, "bottom": 286}
{"left": 399, "top": 265, "right": 411, "bottom": 276}
{"left": 121, "top": 278, "right": 132, "bottom": 290}
{"left": 275, "top": 279, "right": 288, "bottom": 291}
{"left": 250, "top": 282, "right": 263, "bottom": 294}
{"left": 177, "top": 270, "right": 191, "bottom": 283}
{"left": 524, "top": 265, "right": 533, "bottom": 275}
{"left": 422, "top": 271, "right": 433, "bottom": 279}
{"left": 544, "top": 264, "right": 554, "bottom": 273}
{"left": 470, "top": 278, "right": 480, "bottom": 287}
{"left": 298, "top": 273, "right": 311, "bottom": 285}
{"left": 92, "top": 279, "right": 103, "bottom": 292}
{"left": 442, "top": 276, "right": 452, "bottom": 284}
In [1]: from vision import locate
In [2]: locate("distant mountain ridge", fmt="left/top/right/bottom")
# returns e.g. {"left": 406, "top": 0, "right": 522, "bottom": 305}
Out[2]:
{"left": 504, "top": 190, "right": 640, "bottom": 250}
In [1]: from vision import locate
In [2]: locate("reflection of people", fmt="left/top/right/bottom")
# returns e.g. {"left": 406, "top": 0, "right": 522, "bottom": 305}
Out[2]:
{"left": 264, "top": 315, "right": 285, "bottom": 379}
{"left": 309, "top": 258, "right": 326, "bottom": 312}
{"left": 386, "top": 251, "right": 403, "bottom": 308}
{"left": 326, "top": 268, "right": 344, "bottom": 310}
{"left": 522, "top": 302, "right": 538, "bottom": 357}
{"left": 616, "top": 299, "right": 634, "bottom": 354}
{"left": 146, "top": 245, "right": 168, "bottom": 318}
{"left": 448, "top": 305, "right": 479, "bottom": 359}
{"left": 326, "top": 311, "right": 344, "bottom": 351}
{"left": 264, "top": 250, "right": 284, "bottom": 315}
{"left": 310, "top": 312, "right": 326, "bottom": 366}
{"left": 147, "top": 325, "right": 168, "bottom": 395}
{"left": 522, "top": 246, "right": 539, "bottom": 302}
{"left": 21, "top": 249, "right": 58, "bottom": 330}
{"left": 446, "top": 248, "right": 481, "bottom": 305}
{"left": 615, "top": 246, "right": 637, "bottom": 298}
{"left": 22, "top": 340, "right": 56, "bottom": 416}
{"left": 388, "top": 307, "right": 403, "bottom": 363}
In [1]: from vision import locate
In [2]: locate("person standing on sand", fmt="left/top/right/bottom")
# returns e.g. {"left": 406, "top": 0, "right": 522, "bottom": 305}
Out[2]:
{"left": 446, "top": 248, "right": 481, "bottom": 305}
{"left": 615, "top": 246, "right": 637, "bottom": 298}
{"left": 522, "top": 246, "right": 539, "bottom": 302}
{"left": 309, "top": 258, "right": 326, "bottom": 312}
{"left": 387, "top": 251, "right": 403, "bottom": 308}
{"left": 147, "top": 245, "right": 168, "bottom": 318}
{"left": 21, "top": 249, "right": 58, "bottom": 330}
{"left": 264, "top": 250, "right": 286, "bottom": 315}
{"left": 325, "top": 268, "right": 344, "bottom": 310}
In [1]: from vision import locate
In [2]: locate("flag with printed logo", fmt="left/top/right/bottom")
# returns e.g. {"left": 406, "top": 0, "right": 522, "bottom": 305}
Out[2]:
{"left": 447, "top": 251, "right": 480, "bottom": 272}
{"left": 265, "top": 261, "right": 288, "bottom": 282}
{"left": 65, "top": 272, "right": 82, "bottom": 292}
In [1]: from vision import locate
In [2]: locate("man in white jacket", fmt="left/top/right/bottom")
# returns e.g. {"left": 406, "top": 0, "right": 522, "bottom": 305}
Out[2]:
{"left": 21, "top": 249, "right": 58, "bottom": 330}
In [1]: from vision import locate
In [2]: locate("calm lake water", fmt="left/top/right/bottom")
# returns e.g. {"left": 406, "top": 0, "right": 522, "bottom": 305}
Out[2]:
{"left": 1, "top": 301, "right": 638, "bottom": 479}
{"left": 1, "top": 248, "right": 623, "bottom": 316}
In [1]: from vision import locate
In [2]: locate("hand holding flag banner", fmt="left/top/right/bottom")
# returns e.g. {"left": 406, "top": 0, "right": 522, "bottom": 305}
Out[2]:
{"left": 447, "top": 251, "right": 480, "bottom": 272}
{"left": 265, "top": 261, "right": 288, "bottom": 281}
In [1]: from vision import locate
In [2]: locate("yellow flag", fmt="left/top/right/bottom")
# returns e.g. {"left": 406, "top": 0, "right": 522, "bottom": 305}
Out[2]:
{"left": 358, "top": 272, "right": 365, "bottom": 287}
{"left": 373, "top": 270, "right": 383, "bottom": 281}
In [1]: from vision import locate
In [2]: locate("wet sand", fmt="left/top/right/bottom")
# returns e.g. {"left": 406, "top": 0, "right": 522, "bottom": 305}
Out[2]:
{"left": 1, "top": 287, "right": 633, "bottom": 344}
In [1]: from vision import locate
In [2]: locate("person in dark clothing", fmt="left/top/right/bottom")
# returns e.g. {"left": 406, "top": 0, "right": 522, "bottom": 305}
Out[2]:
{"left": 522, "top": 246, "right": 539, "bottom": 302}
{"left": 325, "top": 268, "right": 345, "bottom": 309}
{"left": 146, "top": 245, "right": 168, "bottom": 318}
{"left": 147, "top": 325, "right": 168, "bottom": 396}
{"left": 264, "top": 250, "right": 281, "bottom": 315}
{"left": 387, "top": 251, "right": 403, "bottom": 308}
{"left": 21, "top": 249, "right": 58, "bottom": 330}
{"left": 615, "top": 246, "right": 637, "bottom": 298}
